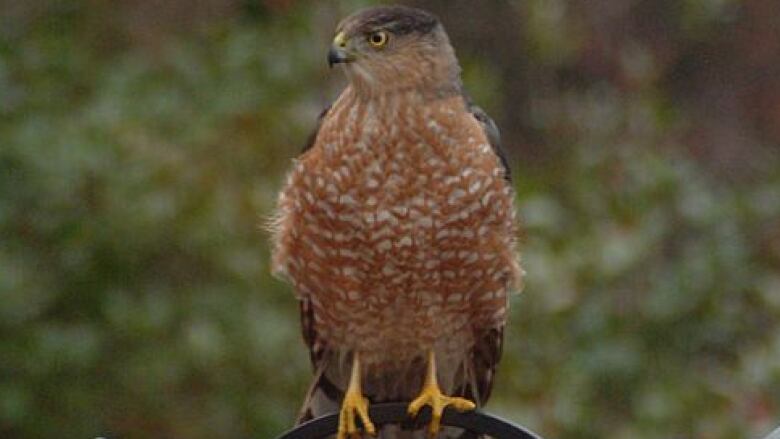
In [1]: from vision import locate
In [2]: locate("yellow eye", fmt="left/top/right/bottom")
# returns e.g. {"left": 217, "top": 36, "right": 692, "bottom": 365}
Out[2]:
{"left": 367, "top": 31, "right": 388, "bottom": 48}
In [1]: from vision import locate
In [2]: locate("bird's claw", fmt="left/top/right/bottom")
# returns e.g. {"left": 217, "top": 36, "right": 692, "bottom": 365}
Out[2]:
{"left": 407, "top": 383, "right": 476, "bottom": 437}
{"left": 337, "top": 390, "right": 376, "bottom": 439}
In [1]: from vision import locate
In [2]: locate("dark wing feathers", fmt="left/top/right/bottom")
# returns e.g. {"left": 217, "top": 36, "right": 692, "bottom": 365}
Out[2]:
{"left": 463, "top": 99, "right": 509, "bottom": 409}
{"left": 467, "top": 327, "right": 504, "bottom": 405}
{"left": 465, "top": 99, "right": 512, "bottom": 183}
{"left": 299, "top": 298, "right": 325, "bottom": 368}
{"left": 296, "top": 106, "right": 340, "bottom": 423}
{"left": 300, "top": 104, "right": 332, "bottom": 155}
{"left": 296, "top": 298, "right": 341, "bottom": 423}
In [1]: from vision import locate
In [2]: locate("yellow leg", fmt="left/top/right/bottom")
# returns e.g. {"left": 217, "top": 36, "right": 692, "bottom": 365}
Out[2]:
{"left": 407, "top": 350, "right": 476, "bottom": 437}
{"left": 337, "top": 353, "right": 376, "bottom": 439}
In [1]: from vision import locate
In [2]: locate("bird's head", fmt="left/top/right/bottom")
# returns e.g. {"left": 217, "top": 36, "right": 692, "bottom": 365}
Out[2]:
{"left": 328, "top": 6, "right": 461, "bottom": 97}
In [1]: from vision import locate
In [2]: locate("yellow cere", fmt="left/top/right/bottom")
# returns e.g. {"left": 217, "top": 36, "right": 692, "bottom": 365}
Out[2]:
{"left": 333, "top": 31, "right": 347, "bottom": 48}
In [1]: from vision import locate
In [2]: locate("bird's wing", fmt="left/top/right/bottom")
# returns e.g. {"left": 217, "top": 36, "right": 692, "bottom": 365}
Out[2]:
{"left": 296, "top": 104, "right": 334, "bottom": 371}
{"left": 295, "top": 104, "right": 343, "bottom": 423}
{"left": 462, "top": 100, "right": 509, "bottom": 407}
{"left": 464, "top": 326, "right": 505, "bottom": 406}
{"left": 300, "top": 104, "right": 332, "bottom": 155}
{"left": 466, "top": 102, "right": 512, "bottom": 183}
{"left": 296, "top": 297, "right": 342, "bottom": 423}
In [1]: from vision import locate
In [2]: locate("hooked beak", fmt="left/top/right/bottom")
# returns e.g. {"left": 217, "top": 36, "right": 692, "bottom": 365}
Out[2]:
{"left": 328, "top": 47, "right": 350, "bottom": 67}
{"left": 328, "top": 32, "right": 354, "bottom": 68}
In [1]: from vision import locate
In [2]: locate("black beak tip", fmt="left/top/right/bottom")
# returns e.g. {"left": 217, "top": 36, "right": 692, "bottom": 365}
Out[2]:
{"left": 327, "top": 48, "right": 341, "bottom": 68}
{"left": 328, "top": 47, "right": 348, "bottom": 67}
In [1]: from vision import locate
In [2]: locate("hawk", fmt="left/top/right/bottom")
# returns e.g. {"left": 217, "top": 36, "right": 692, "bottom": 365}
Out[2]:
{"left": 271, "top": 6, "right": 522, "bottom": 438}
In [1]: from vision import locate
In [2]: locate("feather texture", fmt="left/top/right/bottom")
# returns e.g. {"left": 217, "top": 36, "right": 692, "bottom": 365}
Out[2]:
{"left": 270, "top": 6, "right": 522, "bottom": 437}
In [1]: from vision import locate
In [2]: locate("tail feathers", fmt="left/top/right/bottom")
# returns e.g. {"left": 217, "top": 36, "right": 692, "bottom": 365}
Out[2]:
{"left": 296, "top": 366, "right": 343, "bottom": 424}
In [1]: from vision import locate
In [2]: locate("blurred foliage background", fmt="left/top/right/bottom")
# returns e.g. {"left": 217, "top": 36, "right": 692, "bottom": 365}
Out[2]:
{"left": 1, "top": 0, "right": 779, "bottom": 438}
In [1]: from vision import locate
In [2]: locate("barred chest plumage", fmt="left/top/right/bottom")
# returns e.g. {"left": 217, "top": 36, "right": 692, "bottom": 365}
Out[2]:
{"left": 272, "top": 87, "right": 520, "bottom": 368}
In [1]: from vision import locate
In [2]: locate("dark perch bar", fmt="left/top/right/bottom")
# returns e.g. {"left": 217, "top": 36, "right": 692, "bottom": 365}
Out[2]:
{"left": 277, "top": 402, "right": 544, "bottom": 439}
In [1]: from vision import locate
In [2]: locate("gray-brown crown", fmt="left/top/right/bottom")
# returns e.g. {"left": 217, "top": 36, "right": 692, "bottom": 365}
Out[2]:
{"left": 339, "top": 6, "right": 439, "bottom": 37}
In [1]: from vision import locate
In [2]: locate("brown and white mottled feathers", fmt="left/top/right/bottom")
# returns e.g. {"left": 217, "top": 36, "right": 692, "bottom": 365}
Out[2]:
{"left": 270, "top": 5, "right": 522, "bottom": 437}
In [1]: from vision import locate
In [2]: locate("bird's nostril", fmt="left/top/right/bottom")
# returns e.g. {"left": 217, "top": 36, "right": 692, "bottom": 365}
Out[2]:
{"left": 333, "top": 31, "right": 347, "bottom": 49}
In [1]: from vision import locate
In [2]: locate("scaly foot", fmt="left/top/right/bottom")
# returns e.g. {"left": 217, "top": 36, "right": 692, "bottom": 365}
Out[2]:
{"left": 337, "top": 353, "right": 376, "bottom": 439}
{"left": 337, "top": 390, "right": 375, "bottom": 438}
{"left": 407, "top": 351, "right": 476, "bottom": 437}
